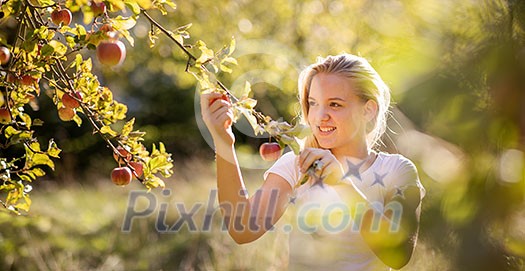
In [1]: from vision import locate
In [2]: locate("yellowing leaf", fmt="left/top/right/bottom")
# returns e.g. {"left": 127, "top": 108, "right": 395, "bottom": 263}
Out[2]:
{"left": 47, "top": 139, "right": 61, "bottom": 158}
{"left": 30, "top": 153, "right": 55, "bottom": 170}
{"left": 4, "top": 126, "right": 20, "bottom": 139}
{"left": 125, "top": 1, "right": 142, "bottom": 14}
{"left": 112, "top": 15, "right": 137, "bottom": 30}
{"left": 121, "top": 118, "right": 135, "bottom": 137}
{"left": 100, "top": 125, "right": 118, "bottom": 137}
{"left": 195, "top": 40, "right": 214, "bottom": 65}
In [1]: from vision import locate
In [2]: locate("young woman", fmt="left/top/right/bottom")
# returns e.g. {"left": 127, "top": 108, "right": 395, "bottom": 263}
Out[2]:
{"left": 200, "top": 54, "right": 425, "bottom": 270}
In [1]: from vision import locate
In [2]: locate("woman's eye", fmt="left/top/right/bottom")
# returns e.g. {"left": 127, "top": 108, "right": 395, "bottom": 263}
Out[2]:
{"left": 330, "top": 102, "right": 342, "bottom": 107}
{"left": 308, "top": 101, "right": 317, "bottom": 106}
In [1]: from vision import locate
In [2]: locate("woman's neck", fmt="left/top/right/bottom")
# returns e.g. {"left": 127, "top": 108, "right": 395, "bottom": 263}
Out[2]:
{"left": 332, "top": 143, "right": 371, "bottom": 161}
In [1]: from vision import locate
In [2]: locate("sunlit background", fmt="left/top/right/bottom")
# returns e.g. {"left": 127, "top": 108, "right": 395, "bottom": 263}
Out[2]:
{"left": 1, "top": 0, "right": 524, "bottom": 270}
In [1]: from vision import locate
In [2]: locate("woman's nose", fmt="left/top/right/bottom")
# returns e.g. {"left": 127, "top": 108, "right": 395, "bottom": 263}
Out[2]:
{"left": 317, "top": 107, "right": 330, "bottom": 121}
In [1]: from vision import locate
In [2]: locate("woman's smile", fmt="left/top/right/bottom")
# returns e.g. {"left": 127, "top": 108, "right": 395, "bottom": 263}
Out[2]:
{"left": 318, "top": 125, "right": 337, "bottom": 134}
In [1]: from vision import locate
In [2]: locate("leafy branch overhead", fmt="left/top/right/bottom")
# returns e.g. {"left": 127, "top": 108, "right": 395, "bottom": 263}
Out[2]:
{"left": 0, "top": 0, "right": 308, "bottom": 215}
{"left": 141, "top": 8, "right": 311, "bottom": 155}
{"left": 0, "top": 0, "right": 176, "bottom": 214}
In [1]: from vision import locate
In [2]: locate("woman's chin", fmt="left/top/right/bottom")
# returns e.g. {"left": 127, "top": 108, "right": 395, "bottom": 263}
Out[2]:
{"left": 317, "top": 140, "right": 336, "bottom": 150}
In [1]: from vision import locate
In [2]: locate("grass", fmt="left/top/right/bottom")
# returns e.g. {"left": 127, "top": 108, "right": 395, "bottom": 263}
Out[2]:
{"left": 0, "top": 158, "right": 446, "bottom": 270}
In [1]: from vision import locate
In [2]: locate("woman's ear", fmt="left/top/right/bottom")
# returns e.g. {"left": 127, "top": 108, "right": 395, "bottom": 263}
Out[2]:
{"left": 363, "top": 99, "right": 378, "bottom": 122}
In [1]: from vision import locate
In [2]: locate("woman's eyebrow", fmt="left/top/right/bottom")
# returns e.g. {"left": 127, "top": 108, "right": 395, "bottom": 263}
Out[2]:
{"left": 327, "top": 97, "right": 346, "bottom": 102}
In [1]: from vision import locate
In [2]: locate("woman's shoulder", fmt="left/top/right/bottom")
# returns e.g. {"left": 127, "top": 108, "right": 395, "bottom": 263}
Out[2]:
{"left": 376, "top": 152, "right": 418, "bottom": 172}
{"left": 375, "top": 152, "right": 425, "bottom": 195}
{"left": 377, "top": 152, "right": 414, "bottom": 164}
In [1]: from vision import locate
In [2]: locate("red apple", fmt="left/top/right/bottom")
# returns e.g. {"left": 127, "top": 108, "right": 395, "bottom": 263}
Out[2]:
{"left": 58, "top": 106, "right": 75, "bottom": 121}
{"left": 20, "top": 75, "right": 37, "bottom": 86}
{"left": 0, "top": 108, "right": 11, "bottom": 124}
{"left": 113, "top": 146, "right": 132, "bottom": 163}
{"left": 208, "top": 94, "right": 229, "bottom": 106}
{"left": 111, "top": 166, "right": 132, "bottom": 186}
{"left": 51, "top": 8, "right": 72, "bottom": 26}
{"left": 0, "top": 46, "right": 10, "bottom": 65}
{"left": 90, "top": 0, "right": 107, "bottom": 16}
{"left": 6, "top": 73, "right": 17, "bottom": 83}
{"left": 50, "top": 8, "right": 61, "bottom": 24}
{"left": 259, "top": 142, "right": 282, "bottom": 161}
{"left": 129, "top": 161, "right": 144, "bottom": 177}
{"left": 62, "top": 91, "right": 82, "bottom": 109}
{"left": 96, "top": 40, "right": 126, "bottom": 66}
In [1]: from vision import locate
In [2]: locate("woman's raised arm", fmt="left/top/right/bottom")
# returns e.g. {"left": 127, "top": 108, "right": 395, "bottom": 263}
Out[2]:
{"left": 200, "top": 92, "right": 293, "bottom": 243}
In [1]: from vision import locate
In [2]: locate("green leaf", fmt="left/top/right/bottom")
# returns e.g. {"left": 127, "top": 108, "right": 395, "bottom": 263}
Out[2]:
{"left": 30, "top": 168, "right": 46, "bottom": 177}
{"left": 75, "top": 24, "right": 87, "bottom": 36}
{"left": 279, "top": 135, "right": 301, "bottom": 154}
{"left": 19, "top": 113, "right": 31, "bottom": 129}
{"left": 100, "top": 125, "right": 118, "bottom": 137}
{"left": 32, "top": 119, "right": 44, "bottom": 126}
{"left": 159, "top": 142, "right": 166, "bottom": 153}
{"left": 125, "top": 1, "right": 141, "bottom": 15}
{"left": 47, "top": 139, "right": 61, "bottom": 158}
{"left": 40, "top": 44, "right": 55, "bottom": 57}
{"left": 177, "top": 23, "right": 192, "bottom": 33}
{"left": 30, "top": 153, "right": 55, "bottom": 171}
{"left": 72, "top": 114, "right": 82, "bottom": 127}
{"left": 113, "top": 102, "right": 128, "bottom": 121}
{"left": 195, "top": 40, "right": 214, "bottom": 65}
{"left": 28, "top": 142, "right": 41, "bottom": 152}
{"left": 144, "top": 175, "right": 165, "bottom": 189}
{"left": 240, "top": 81, "right": 252, "bottom": 98}
{"left": 220, "top": 57, "right": 238, "bottom": 73}
{"left": 4, "top": 126, "right": 20, "bottom": 139}
{"left": 288, "top": 123, "right": 311, "bottom": 139}
{"left": 48, "top": 40, "right": 67, "bottom": 57}
{"left": 19, "top": 174, "right": 33, "bottom": 182}
{"left": 121, "top": 118, "right": 135, "bottom": 137}
{"left": 233, "top": 105, "right": 264, "bottom": 135}
{"left": 111, "top": 16, "right": 137, "bottom": 30}
{"left": 14, "top": 194, "right": 31, "bottom": 212}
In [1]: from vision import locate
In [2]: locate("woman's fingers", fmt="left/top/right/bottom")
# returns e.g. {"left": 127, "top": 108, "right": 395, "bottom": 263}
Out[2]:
{"left": 298, "top": 148, "right": 343, "bottom": 184}
{"left": 213, "top": 105, "right": 233, "bottom": 128}
{"left": 298, "top": 148, "right": 328, "bottom": 173}
{"left": 201, "top": 92, "right": 233, "bottom": 128}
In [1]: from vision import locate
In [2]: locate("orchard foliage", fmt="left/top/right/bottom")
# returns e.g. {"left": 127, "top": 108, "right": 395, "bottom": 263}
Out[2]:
{"left": 0, "top": 0, "right": 179, "bottom": 214}
{"left": 0, "top": 0, "right": 309, "bottom": 214}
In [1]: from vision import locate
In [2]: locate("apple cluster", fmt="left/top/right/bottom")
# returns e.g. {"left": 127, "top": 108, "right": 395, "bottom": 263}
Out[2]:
{"left": 111, "top": 146, "right": 144, "bottom": 186}
{"left": 58, "top": 91, "right": 82, "bottom": 121}
{"left": 0, "top": 46, "right": 11, "bottom": 124}
{"left": 51, "top": 2, "right": 125, "bottom": 67}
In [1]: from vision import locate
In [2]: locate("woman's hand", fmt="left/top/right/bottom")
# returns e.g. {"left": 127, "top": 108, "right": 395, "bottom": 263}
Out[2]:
{"left": 297, "top": 148, "right": 344, "bottom": 185}
{"left": 200, "top": 92, "right": 235, "bottom": 147}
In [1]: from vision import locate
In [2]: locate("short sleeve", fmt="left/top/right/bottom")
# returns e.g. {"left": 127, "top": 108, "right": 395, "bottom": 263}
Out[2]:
{"left": 263, "top": 151, "right": 299, "bottom": 188}
{"left": 387, "top": 155, "right": 426, "bottom": 199}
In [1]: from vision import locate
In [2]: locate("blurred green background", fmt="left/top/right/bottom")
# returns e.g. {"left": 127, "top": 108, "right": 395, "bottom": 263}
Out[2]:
{"left": 1, "top": 0, "right": 525, "bottom": 270}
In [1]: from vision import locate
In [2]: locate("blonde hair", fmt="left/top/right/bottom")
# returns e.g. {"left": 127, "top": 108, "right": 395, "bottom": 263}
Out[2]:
{"left": 298, "top": 54, "right": 391, "bottom": 149}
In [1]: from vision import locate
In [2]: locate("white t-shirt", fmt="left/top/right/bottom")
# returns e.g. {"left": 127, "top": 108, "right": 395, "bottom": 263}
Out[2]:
{"left": 264, "top": 151, "right": 426, "bottom": 271}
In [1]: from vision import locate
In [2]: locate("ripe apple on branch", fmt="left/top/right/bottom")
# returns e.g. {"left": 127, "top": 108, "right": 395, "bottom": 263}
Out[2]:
{"left": 0, "top": 1, "right": 177, "bottom": 214}
{"left": 51, "top": 7, "right": 72, "bottom": 26}
{"left": 141, "top": 10, "right": 311, "bottom": 157}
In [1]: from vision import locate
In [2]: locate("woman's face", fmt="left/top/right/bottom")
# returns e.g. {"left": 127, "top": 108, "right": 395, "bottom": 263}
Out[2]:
{"left": 307, "top": 73, "right": 369, "bottom": 153}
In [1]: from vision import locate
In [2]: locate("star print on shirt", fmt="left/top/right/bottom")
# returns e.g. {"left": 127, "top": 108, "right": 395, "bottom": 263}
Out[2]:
{"left": 371, "top": 172, "right": 387, "bottom": 187}
{"left": 310, "top": 174, "right": 325, "bottom": 189}
{"left": 393, "top": 186, "right": 405, "bottom": 199}
{"left": 289, "top": 194, "right": 297, "bottom": 204}
{"left": 342, "top": 159, "right": 366, "bottom": 181}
